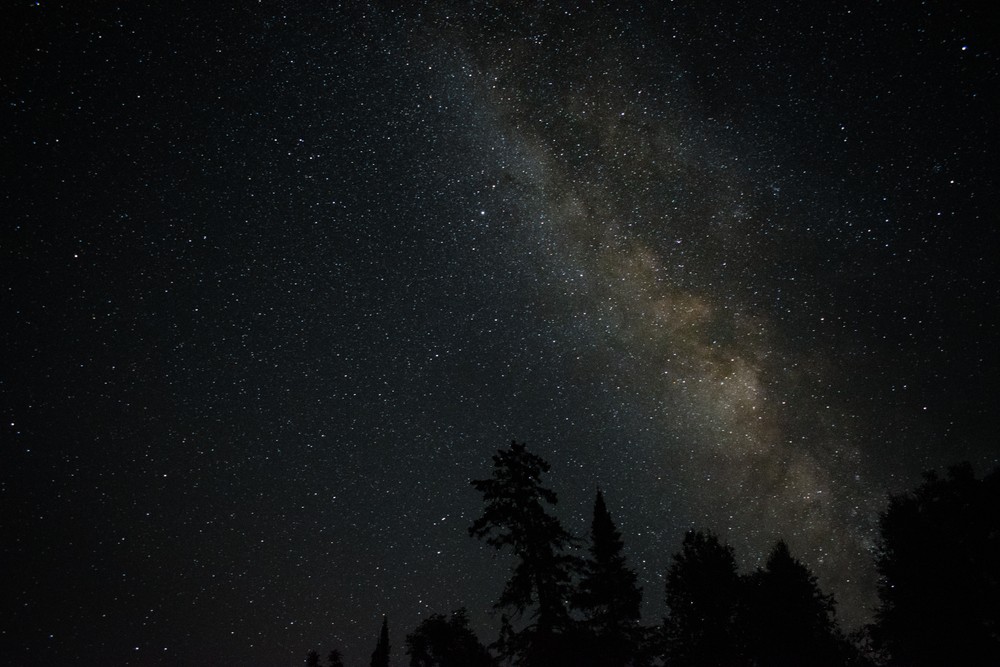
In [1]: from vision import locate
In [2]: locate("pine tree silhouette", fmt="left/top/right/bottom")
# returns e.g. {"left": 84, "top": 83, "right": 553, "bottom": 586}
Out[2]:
{"left": 370, "top": 616, "right": 390, "bottom": 667}
{"left": 662, "top": 530, "right": 743, "bottom": 667}
{"left": 574, "top": 488, "right": 643, "bottom": 667}
{"left": 306, "top": 649, "right": 322, "bottom": 667}
{"left": 469, "top": 441, "right": 579, "bottom": 666}
{"left": 328, "top": 648, "right": 345, "bottom": 667}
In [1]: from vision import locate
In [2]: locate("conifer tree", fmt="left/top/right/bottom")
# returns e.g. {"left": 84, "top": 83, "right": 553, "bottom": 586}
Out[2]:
{"left": 574, "top": 488, "right": 642, "bottom": 666}
{"left": 469, "top": 441, "right": 578, "bottom": 665}
{"left": 328, "top": 649, "right": 345, "bottom": 667}
{"left": 371, "top": 616, "right": 390, "bottom": 667}
{"left": 662, "top": 530, "right": 743, "bottom": 667}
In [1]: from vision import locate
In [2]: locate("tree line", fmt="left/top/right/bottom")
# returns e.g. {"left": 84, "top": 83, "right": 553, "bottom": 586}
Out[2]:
{"left": 307, "top": 441, "right": 999, "bottom": 666}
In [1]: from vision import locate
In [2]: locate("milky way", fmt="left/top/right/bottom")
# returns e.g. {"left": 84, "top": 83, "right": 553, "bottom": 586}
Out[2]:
{"left": 422, "top": 3, "right": 900, "bottom": 627}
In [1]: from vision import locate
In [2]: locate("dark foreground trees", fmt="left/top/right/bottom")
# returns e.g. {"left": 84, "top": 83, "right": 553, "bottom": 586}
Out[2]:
{"left": 871, "top": 463, "right": 1000, "bottom": 666}
{"left": 306, "top": 648, "right": 344, "bottom": 667}
{"left": 306, "top": 442, "right": 998, "bottom": 667}
{"left": 662, "top": 532, "right": 861, "bottom": 666}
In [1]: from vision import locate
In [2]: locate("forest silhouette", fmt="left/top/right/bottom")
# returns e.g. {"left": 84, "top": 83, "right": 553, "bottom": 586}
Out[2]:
{"left": 306, "top": 442, "right": 999, "bottom": 666}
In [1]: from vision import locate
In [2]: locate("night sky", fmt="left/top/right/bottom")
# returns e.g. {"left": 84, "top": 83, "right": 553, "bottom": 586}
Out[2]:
{"left": 4, "top": 1, "right": 999, "bottom": 665}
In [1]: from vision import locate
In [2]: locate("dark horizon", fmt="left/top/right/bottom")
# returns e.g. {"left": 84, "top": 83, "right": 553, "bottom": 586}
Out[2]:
{"left": 4, "top": 1, "right": 998, "bottom": 665}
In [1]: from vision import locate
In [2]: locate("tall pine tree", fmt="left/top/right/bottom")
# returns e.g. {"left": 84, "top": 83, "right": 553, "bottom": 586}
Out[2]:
{"left": 663, "top": 530, "right": 743, "bottom": 667}
{"left": 574, "top": 488, "right": 643, "bottom": 667}
{"left": 469, "top": 441, "right": 578, "bottom": 666}
{"left": 370, "top": 616, "right": 390, "bottom": 667}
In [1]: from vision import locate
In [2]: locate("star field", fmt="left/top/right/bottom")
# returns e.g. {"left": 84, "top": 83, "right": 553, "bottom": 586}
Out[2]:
{"left": 3, "top": 2, "right": 998, "bottom": 665}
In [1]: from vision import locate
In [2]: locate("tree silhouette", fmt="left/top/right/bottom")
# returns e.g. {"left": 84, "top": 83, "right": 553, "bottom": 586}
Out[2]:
{"left": 306, "top": 649, "right": 322, "bottom": 667}
{"left": 742, "top": 540, "right": 847, "bottom": 666}
{"left": 328, "top": 649, "right": 345, "bottom": 667}
{"left": 370, "top": 616, "right": 390, "bottom": 667}
{"left": 469, "top": 441, "right": 579, "bottom": 665}
{"left": 662, "top": 530, "right": 743, "bottom": 667}
{"left": 871, "top": 463, "right": 1000, "bottom": 666}
{"left": 573, "top": 488, "right": 643, "bottom": 667}
{"left": 405, "top": 608, "right": 495, "bottom": 667}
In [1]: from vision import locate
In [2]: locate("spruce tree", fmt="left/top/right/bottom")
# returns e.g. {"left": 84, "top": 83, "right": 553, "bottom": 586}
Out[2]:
{"left": 370, "top": 616, "right": 390, "bottom": 667}
{"left": 574, "top": 488, "right": 642, "bottom": 666}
